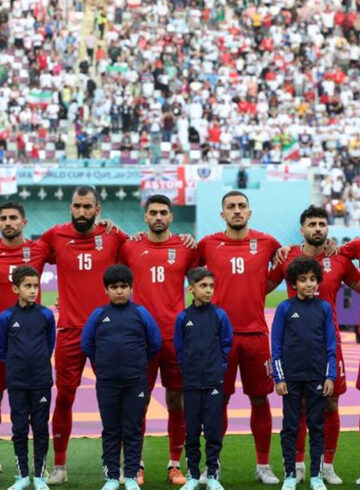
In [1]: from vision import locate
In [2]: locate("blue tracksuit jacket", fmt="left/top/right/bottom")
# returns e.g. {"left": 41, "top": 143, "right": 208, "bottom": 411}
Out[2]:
{"left": 174, "top": 302, "right": 233, "bottom": 390}
{"left": 271, "top": 296, "right": 337, "bottom": 384}
{"left": 0, "top": 303, "right": 55, "bottom": 389}
{"left": 81, "top": 301, "right": 162, "bottom": 386}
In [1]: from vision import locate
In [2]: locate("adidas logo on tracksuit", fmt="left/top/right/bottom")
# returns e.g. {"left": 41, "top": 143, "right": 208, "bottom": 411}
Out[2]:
{"left": 102, "top": 317, "right": 111, "bottom": 323}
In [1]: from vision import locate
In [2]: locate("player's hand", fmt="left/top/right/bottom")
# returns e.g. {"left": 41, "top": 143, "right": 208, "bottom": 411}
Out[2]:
{"left": 54, "top": 297, "right": 59, "bottom": 311}
{"left": 130, "top": 232, "right": 146, "bottom": 242}
{"left": 180, "top": 234, "right": 197, "bottom": 249}
{"left": 324, "top": 239, "right": 339, "bottom": 257}
{"left": 323, "top": 379, "right": 334, "bottom": 397}
{"left": 98, "top": 219, "right": 124, "bottom": 235}
{"left": 275, "top": 382, "right": 288, "bottom": 395}
{"left": 273, "top": 246, "right": 290, "bottom": 266}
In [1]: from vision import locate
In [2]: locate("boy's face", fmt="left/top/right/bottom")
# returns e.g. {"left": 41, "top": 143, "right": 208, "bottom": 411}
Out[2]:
{"left": 293, "top": 270, "right": 318, "bottom": 300}
{"left": 106, "top": 281, "right": 132, "bottom": 305}
{"left": 12, "top": 276, "right": 39, "bottom": 305}
{"left": 189, "top": 276, "right": 215, "bottom": 305}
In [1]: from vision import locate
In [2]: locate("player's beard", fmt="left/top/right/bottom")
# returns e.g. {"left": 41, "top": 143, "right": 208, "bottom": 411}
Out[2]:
{"left": 306, "top": 235, "right": 327, "bottom": 247}
{"left": 228, "top": 222, "right": 247, "bottom": 231}
{"left": 1, "top": 228, "right": 22, "bottom": 240}
{"left": 149, "top": 222, "right": 169, "bottom": 235}
{"left": 72, "top": 214, "right": 96, "bottom": 233}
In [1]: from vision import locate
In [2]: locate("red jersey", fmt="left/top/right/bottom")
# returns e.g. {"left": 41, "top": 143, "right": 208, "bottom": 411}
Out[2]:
{"left": 40, "top": 223, "right": 128, "bottom": 328}
{"left": 0, "top": 239, "right": 52, "bottom": 312}
{"left": 268, "top": 245, "right": 360, "bottom": 340}
{"left": 340, "top": 238, "right": 360, "bottom": 261}
{"left": 120, "top": 235, "right": 199, "bottom": 340}
{"left": 198, "top": 230, "right": 280, "bottom": 334}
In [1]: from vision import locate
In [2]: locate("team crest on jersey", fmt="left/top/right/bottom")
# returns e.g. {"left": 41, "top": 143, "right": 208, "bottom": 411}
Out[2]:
{"left": 249, "top": 239, "right": 258, "bottom": 255}
{"left": 22, "top": 247, "right": 31, "bottom": 263}
{"left": 95, "top": 235, "right": 103, "bottom": 251}
{"left": 168, "top": 249, "right": 176, "bottom": 264}
{"left": 322, "top": 257, "right": 331, "bottom": 272}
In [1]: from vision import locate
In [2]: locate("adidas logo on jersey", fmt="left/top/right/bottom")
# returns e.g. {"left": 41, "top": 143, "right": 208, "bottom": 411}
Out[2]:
{"left": 11, "top": 322, "right": 20, "bottom": 328}
{"left": 39, "top": 397, "right": 48, "bottom": 403}
{"left": 316, "top": 384, "right": 323, "bottom": 391}
{"left": 102, "top": 317, "right": 111, "bottom": 323}
{"left": 138, "top": 392, "right": 145, "bottom": 398}
{"left": 185, "top": 321, "right": 194, "bottom": 327}
{"left": 211, "top": 389, "right": 219, "bottom": 395}
{"left": 291, "top": 312, "right": 300, "bottom": 319}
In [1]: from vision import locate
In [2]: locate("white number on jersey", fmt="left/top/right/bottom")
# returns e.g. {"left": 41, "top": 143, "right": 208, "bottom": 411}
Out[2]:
{"left": 8, "top": 265, "right": 17, "bottom": 282}
{"left": 150, "top": 266, "right": 165, "bottom": 283}
{"left": 77, "top": 253, "right": 92, "bottom": 271}
{"left": 230, "top": 257, "right": 245, "bottom": 274}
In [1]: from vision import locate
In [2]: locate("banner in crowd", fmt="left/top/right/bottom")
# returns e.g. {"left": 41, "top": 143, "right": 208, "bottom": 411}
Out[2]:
{"left": 282, "top": 140, "right": 300, "bottom": 161}
{"left": 267, "top": 163, "right": 308, "bottom": 181}
{"left": 140, "top": 166, "right": 223, "bottom": 205}
{"left": 0, "top": 167, "right": 17, "bottom": 195}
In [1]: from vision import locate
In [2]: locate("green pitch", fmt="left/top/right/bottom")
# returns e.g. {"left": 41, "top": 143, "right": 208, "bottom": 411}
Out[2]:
{"left": 1, "top": 433, "right": 359, "bottom": 489}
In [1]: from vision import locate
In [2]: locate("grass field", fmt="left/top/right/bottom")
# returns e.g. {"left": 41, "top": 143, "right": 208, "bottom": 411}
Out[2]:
{"left": 1, "top": 433, "right": 360, "bottom": 489}
{"left": 41, "top": 290, "right": 288, "bottom": 309}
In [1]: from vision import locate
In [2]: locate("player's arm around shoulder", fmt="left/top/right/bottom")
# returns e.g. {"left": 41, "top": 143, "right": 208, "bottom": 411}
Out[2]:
{"left": 81, "top": 307, "right": 105, "bottom": 362}
{"left": 340, "top": 237, "right": 360, "bottom": 261}
{"left": 136, "top": 305, "right": 162, "bottom": 360}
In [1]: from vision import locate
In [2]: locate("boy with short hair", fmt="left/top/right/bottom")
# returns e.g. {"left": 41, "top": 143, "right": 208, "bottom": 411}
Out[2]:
{"left": 271, "top": 256, "right": 337, "bottom": 490}
{"left": 0, "top": 266, "right": 55, "bottom": 490}
{"left": 174, "top": 267, "right": 233, "bottom": 490}
{"left": 81, "top": 265, "right": 162, "bottom": 490}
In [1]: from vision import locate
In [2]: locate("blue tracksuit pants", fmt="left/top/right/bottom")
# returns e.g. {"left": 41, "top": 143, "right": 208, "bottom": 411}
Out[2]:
{"left": 96, "top": 383, "right": 147, "bottom": 479}
{"left": 184, "top": 387, "right": 223, "bottom": 479}
{"left": 8, "top": 388, "right": 51, "bottom": 478}
{"left": 281, "top": 380, "right": 325, "bottom": 478}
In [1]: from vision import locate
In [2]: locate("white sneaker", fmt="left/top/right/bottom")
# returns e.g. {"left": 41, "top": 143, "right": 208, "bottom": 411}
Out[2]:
{"left": 296, "top": 463, "right": 305, "bottom": 483}
{"left": 356, "top": 475, "right": 360, "bottom": 484}
{"left": 255, "top": 465, "right": 280, "bottom": 484}
{"left": 45, "top": 466, "right": 68, "bottom": 485}
{"left": 0, "top": 462, "right": 2, "bottom": 472}
{"left": 199, "top": 468, "right": 207, "bottom": 485}
{"left": 322, "top": 464, "right": 342, "bottom": 485}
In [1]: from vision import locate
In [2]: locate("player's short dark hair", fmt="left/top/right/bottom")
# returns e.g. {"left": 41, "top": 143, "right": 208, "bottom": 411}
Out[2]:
{"left": 187, "top": 267, "right": 214, "bottom": 285}
{"left": 0, "top": 201, "right": 25, "bottom": 218}
{"left": 103, "top": 265, "right": 133, "bottom": 288}
{"left": 286, "top": 256, "right": 323, "bottom": 286}
{"left": 12, "top": 266, "right": 39, "bottom": 287}
{"left": 145, "top": 194, "right": 172, "bottom": 211}
{"left": 221, "top": 191, "right": 249, "bottom": 208}
{"left": 72, "top": 186, "right": 100, "bottom": 206}
{"left": 300, "top": 205, "right": 328, "bottom": 225}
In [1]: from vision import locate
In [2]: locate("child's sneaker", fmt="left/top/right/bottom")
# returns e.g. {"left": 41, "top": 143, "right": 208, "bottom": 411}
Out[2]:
{"left": 281, "top": 477, "right": 297, "bottom": 490}
{"left": 310, "top": 476, "right": 327, "bottom": 490}
{"left": 206, "top": 476, "right": 224, "bottom": 490}
{"left": 7, "top": 476, "right": 31, "bottom": 490}
{"left": 124, "top": 478, "right": 140, "bottom": 490}
{"left": 179, "top": 478, "right": 200, "bottom": 490}
{"left": 101, "top": 479, "right": 120, "bottom": 490}
{"left": 33, "top": 477, "right": 50, "bottom": 490}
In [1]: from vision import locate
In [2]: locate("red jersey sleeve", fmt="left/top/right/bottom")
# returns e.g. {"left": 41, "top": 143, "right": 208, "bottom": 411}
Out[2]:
{"left": 268, "top": 262, "right": 285, "bottom": 286}
{"left": 340, "top": 238, "right": 360, "bottom": 260}
{"left": 340, "top": 256, "right": 360, "bottom": 286}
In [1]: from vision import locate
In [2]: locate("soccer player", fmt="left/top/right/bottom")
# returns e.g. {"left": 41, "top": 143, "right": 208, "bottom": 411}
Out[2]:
{"left": 268, "top": 205, "right": 360, "bottom": 485}
{"left": 0, "top": 201, "right": 53, "bottom": 467}
{"left": 40, "top": 186, "right": 128, "bottom": 485}
{"left": 272, "top": 257, "right": 336, "bottom": 490}
{"left": 197, "top": 191, "right": 281, "bottom": 484}
{"left": 120, "top": 195, "right": 199, "bottom": 484}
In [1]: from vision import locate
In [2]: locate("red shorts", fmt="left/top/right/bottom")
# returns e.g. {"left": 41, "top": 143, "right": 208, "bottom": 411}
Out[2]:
{"left": 334, "top": 343, "right": 346, "bottom": 396}
{"left": 224, "top": 333, "right": 273, "bottom": 397}
{"left": 148, "top": 339, "right": 182, "bottom": 392}
{"left": 55, "top": 328, "right": 94, "bottom": 390}
{"left": 0, "top": 359, "right": 5, "bottom": 392}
